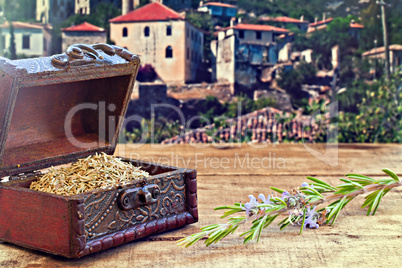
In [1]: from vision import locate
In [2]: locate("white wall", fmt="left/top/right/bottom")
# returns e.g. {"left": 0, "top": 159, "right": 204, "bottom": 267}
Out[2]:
{"left": 236, "top": 29, "right": 273, "bottom": 44}
{"left": 1, "top": 27, "right": 44, "bottom": 57}
{"left": 111, "top": 19, "right": 203, "bottom": 83}
{"left": 216, "top": 33, "right": 235, "bottom": 85}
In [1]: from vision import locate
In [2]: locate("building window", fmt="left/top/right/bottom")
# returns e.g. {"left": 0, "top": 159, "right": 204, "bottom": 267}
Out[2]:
{"left": 226, "top": 8, "right": 236, "bottom": 17}
{"left": 186, "top": 47, "right": 189, "bottom": 60}
{"left": 239, "top": 30, "right": 244, "bottom": 39}
{"left": 166, "top": 25, "right": 172, "bottom": 36}
{"left": 256, "top": 31, "right": 261, "bottom": 40}
{"left": 122, "top": 27, "right": 128, "bottom": 37}
{"left": 22, "top": 35, "right": 30, "bottom": 49}
{"left": 144, "top": 26, "right": 150, "bottom": 37}
{"left": 165, "top": 46, "right": 173, "bottom": 58}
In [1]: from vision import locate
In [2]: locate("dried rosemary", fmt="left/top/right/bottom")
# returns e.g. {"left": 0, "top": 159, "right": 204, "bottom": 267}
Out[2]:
{"left": 29, "top": 153, "right": 149, "bottom": 196}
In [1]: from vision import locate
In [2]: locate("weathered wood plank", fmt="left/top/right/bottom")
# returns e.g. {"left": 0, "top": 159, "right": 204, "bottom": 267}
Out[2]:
{"left": 0, "top": 144, "right": 401, "bottom": 267}
{"left": 115, "top": 143, "right": 401, "bottom": 176}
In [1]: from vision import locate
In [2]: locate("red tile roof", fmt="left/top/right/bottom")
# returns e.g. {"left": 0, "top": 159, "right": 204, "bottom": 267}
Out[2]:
{"left": 204, "top": 2, "right": 237, "bottom": 8}
{"left": 307, "top": 24, "right": 327, "bottom": 33}
{"left": 362, "top": 44, "right": 402, "bottom": 56}
{"left": 233, "top": 23, "right": 289, "bottom": 33}
{"left": 308, "top": 20, "right": 365, "bottom": 33}
{"left": 0, "top": 21, "right": 44, "bottom": 30}
{"left": 110, "top": 2, "right": 183, "bottom": 23}
{"left": 350, "top": 22, "right": 364, "bottom": 29}
{"left": 309, "top": 18, "right": 333, "bottom": 27}
{"left": 62, "top": 22, "right": 105, "bottom": 32}
{"left": 260, "top": 16, "right": 309, "bottom": 24}
{"left": 214, "top": 23, "right": 289, "bottom": 36}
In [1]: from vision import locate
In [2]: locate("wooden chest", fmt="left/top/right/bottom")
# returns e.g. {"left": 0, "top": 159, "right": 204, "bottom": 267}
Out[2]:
{"left": 0, "top": 44, "right": 198, "bottom": 258}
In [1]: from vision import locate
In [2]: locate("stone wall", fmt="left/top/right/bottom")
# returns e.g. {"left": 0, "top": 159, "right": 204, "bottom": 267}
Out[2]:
{"left": 61, "top": 31, "right": 106, "bottom": 52}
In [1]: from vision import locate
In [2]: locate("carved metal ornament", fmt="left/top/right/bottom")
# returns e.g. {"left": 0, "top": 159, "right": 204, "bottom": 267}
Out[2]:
{"left": 51, "top": 43, "right": 139, "bottom": 68}
{"left": 118, "top": 184, "right": 160, "bottom": 210}
{"left": 84, "top": 174, "right": 186, "bottom": 240}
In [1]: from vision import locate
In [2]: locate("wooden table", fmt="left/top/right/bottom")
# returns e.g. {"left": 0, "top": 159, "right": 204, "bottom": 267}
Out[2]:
{"left": 1, "top": 144, "right": 401, "bottom": 267}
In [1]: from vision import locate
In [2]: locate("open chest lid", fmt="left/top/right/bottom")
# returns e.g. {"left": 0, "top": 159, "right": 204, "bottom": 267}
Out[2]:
{"left": 0, "top": 44, "right": 140, "bottom": 177}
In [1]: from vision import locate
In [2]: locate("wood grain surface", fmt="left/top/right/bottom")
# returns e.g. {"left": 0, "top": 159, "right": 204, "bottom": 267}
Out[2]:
{"left": 1, "top": 143, "right": 401, "bottom": 267}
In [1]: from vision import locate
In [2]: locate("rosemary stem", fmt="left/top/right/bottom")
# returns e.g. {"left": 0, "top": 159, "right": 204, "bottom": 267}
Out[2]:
{"left": 312, "top": 181, "right": 402, "bottom": 206}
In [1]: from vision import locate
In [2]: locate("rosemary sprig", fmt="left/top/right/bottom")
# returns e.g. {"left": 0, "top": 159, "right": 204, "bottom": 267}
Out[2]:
{"left": 177, "top": 169, "right": 401, "bottom": 247}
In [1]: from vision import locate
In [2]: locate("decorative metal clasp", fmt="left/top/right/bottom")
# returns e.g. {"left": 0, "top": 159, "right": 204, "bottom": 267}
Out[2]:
{"left": 118, "top": 184, "right": 160, "bottom": 210}
{"left": 51, "top": 43, "right": 139, "bottom": 68}
{"left": 51, "top": 43, "right": 114, "bottom": 67}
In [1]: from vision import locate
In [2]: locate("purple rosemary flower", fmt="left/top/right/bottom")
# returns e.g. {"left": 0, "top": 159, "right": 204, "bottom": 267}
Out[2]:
{"left": 304, "top": 206, "right": 319, "bottom": 229}
{"left": 248, "top": 195, "right": 259, "bottom": 206}
{"left": 241, "top": 195, "right": 259, "bottom": 217}
{"left": 258, "top": 194, "right": 272, "bottom": 205}
{"left": 281, "top": 191, "right": 290, "bottom": 199}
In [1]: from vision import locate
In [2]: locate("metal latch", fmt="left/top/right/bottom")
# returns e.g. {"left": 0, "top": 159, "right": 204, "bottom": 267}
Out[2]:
{"left": 118, "top": 184, "right": 160, "bottom": 210}
{"left": 9, "top": 171, "right": 42, "bottom": 181}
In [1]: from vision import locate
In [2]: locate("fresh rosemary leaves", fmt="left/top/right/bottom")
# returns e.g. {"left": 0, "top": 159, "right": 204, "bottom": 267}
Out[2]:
{"left": 178, "top": 169, "right": 400, "bottom": 247}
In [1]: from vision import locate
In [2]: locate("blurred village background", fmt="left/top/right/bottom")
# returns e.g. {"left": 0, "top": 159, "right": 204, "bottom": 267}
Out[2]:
{"left": 0, "top": 0, "right": 400, "bottom": 144}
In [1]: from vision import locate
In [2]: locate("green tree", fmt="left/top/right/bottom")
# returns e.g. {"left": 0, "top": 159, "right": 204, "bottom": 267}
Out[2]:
{"left": 60, "top": 3, "right": 120, "bottom": 42}
{"left": 52, "top": 3, "right": 121, "bottom": 53}
{"left": 277, "top": 62, "right": 316, "bottom": 109}
{"left": 237, "top": 0, "right": 330, "bottom": 22}
{"left": 359, "top": 0, "right": 402, "bottom": 50}
{"left": 0, "top": 0, "right": 35, "bottom": 22}
{"left": 293, "top": 17, "right": 361, "bottom": 87}
{"left": 8, "top": 20, "right": 16, "bottom": 59}
{"left": 338, "top": 72, "right": 401, "bottom": 143}
{"left": 198, "top": 96, "right": 227, "bottom": 124}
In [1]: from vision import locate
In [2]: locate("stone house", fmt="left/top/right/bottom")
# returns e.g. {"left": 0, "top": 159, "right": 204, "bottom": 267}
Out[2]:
{"left": 61, "top": 22, "right": 106, "bottom": 52}
{"left": 36, "top": 0, "right": 75, "bottom": 25}
{"left": 211, "top": 23, "right": 289, "bottom": 90}
{"left": 362, "top": 44, "right": 402, "bottom": 74}
{"left": 219, "top": 23, "right": 290, "bottom": 46}
{"left": 110, "top": 2, "right": 204, "bottom": 83}
{"left": 198, "top": 2, "right": 237, "bottom": 18}
{"left": 0, "top": 21, "right": 52, "bottom": 57}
